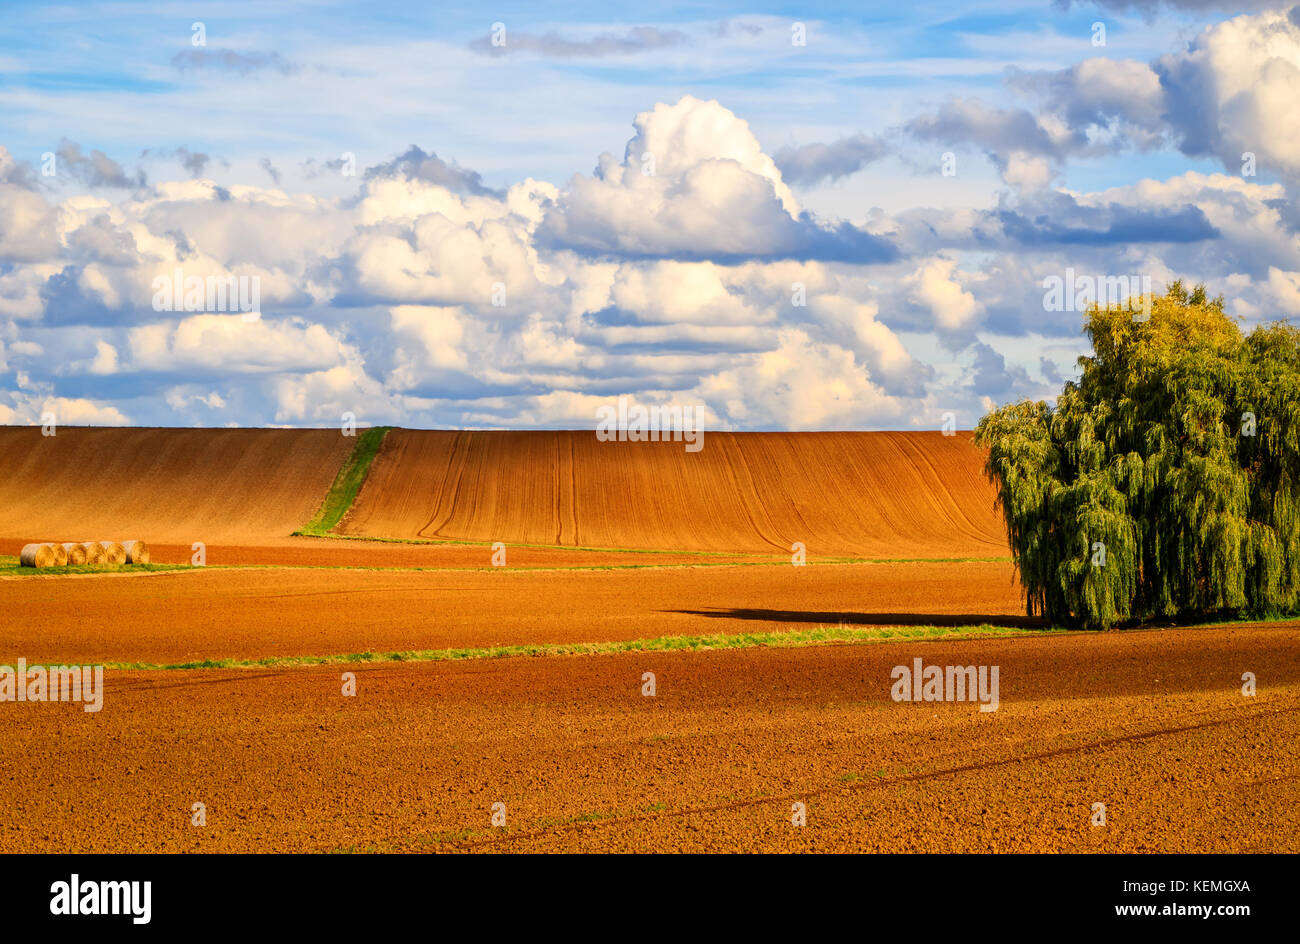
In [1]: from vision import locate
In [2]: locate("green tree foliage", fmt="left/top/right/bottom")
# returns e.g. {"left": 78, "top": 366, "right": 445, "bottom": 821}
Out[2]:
{"left": 975, "top": 283, "right": 1300, "bottom": 629}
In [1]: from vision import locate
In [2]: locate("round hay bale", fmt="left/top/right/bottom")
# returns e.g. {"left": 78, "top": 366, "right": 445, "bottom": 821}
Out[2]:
{"left": 19, "top": 543, "right": 56, "bottom": 568}
{"left": 80, "top": 541, "right": 106, "bottom": 565}
{"left": 62, "top": 542, "right": 88, "bottom": 565}
{"left": 51, "top": 542, "right": 68, "bottom": 566}
{"left": 97, "top": 541, "right": 127, "bottom": 565}
{"left": 123, "top": 539, "right": 150, "bottom": 565}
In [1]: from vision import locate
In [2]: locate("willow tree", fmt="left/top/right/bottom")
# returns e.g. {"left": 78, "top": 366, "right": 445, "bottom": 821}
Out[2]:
{"left": 975, "top": 283, "right": 1300, "bottom": 629}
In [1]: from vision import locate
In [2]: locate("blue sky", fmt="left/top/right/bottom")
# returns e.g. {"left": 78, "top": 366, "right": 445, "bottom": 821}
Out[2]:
{"left": 0, "top": 1, "right": 1215, "bottom": 189}
{"left": 1, "top": 1, "right": 1297, "bottom": 429}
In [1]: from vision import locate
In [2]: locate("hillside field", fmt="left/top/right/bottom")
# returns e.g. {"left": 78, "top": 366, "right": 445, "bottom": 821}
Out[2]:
{"left": 0, "top": 426, "right": 1294, "bottom": 853}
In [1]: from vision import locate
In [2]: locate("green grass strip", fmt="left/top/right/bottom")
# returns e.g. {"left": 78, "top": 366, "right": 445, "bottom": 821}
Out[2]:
{"left": 295, "top": 426, "right": 393, "bottom": 536}
{"left": 0, "top": 557, "right": 192, "bottom": 577}
{"left": 0, "top": 554, "right": 1007, "bottom": 579}
{"left": 95, "top": 623, "right": 1064, "bottom": 671}
{"left": 157, "top": 555, "right": 1010, "bottom": 575}
{"left": 288, "top": 528, "right": 771, "bottom": 558}
{"left": 288, "top": 529, "right": 1012, "bottom": 563}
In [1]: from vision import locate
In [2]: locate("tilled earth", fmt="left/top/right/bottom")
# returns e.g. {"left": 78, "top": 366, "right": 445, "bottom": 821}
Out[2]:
{"left": 0, "top": 560, "right": 1028, "bottom": 664}
{"left": 339, "top": 429, "right": 1008, "bottom": 558}
{"left": 1, "top": 623, "right": 1295, "bottom": 853}
{"left": 4, "top": 427, "right": 1292, "bottom": 855}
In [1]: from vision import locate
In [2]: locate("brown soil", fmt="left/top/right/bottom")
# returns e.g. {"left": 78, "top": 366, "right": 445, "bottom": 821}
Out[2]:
{"left": 0, "top": 426, "right": 354, "bottom": 543}
{"left": 1, "top": 424, "right": 1292, "bottom": 855}
{"left": 0, "top": 560, "right": 1028, "bottom": 664}
{"left": 1, "top": 624, "right": 1294, "bottom": 853}
{"left": 338, "top": 429, "right": 1008, "bottom": 557}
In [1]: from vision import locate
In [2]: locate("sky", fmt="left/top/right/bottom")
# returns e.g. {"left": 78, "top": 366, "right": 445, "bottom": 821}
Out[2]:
{"left": 1, "top": 0, "right": 1298, "bottom": 430}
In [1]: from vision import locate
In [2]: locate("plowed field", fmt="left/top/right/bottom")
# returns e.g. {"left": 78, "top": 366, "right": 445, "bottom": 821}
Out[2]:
{"left": 0, "top": 560, "right": 1028, "bottom": 665}
{"left": 0, "top": 427, "right": 353, "bottom": 544}
{"left": 337, "top": 430, "right": 1007, "bottom": 556}
{"left": 0, "top": 424, "right": 1294, "bottom": 855}
{"left": 1, "top": 624, "right": 1295, "bottom": 853}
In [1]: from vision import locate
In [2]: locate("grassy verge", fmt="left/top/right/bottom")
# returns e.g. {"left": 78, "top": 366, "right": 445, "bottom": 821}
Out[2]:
{"left": 288, "top": 528, "right": 773, "bottom": 558}
{"left": 140, "top": 555, "right": 1012, "bottom": 576}
{"left": 97, "top": 622, "right": 1062, "bottom": 671}
{"left": 286, "top": 529, "right": 1012, "bottom": 564}
{"left": 0, "top": 556, "right": 192, "bottom": 577}
{"left": 294, "top": 426, "right": 393, "bottom": 536}
{"left": 0, "top": 555, "right": 1012, "bottom": 578}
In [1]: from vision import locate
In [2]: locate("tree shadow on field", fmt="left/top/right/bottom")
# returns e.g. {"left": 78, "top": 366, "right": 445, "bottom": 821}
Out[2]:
{"left": 667, "top": 607, "right": 1047, "bottom": 630}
